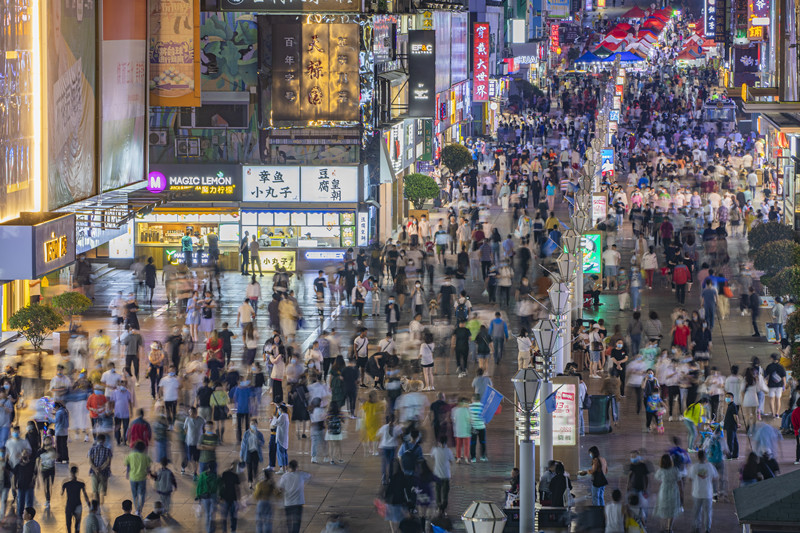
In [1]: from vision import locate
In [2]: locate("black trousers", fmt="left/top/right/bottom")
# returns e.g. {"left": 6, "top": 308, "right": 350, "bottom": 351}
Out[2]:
{"left": 727, "top": 429, "right": 739, "bottom": 459}
{"left": 668, "top": 385, "right": 682, "bottom": 416}
{"left": 56, "top": 435, "right": 69, "bottom": 462}
{"left": 237, "top": 413, "right": 250, "bottom": 443}
{"left": 322, "top": 358, "right": 332, "bottom": 379}
{"left": 114, "top": 417, "right": 130, "bottom": 445}
{"left": 246, "top": 450, "right": 260, "bottom": 483}
{"left": 455, "top": 349, "right": 468, "bottom": 373}
{"left": 125, "top": 354, "right": 140, "bottom": 381}
{"left": 676, "top": 283, "right": 686, "bottom": 304}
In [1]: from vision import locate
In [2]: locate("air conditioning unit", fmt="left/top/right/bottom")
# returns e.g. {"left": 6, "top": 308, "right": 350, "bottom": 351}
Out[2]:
{"left": 175, "top": 137, "right": 201, "bottom": 157}
{"left": 149, "top": 130, "right": 168, "bottom": 146}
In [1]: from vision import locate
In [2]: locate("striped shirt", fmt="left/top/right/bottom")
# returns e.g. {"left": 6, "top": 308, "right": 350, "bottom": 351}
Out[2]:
{"left": 469, "top": 402, "right": 485, "bottom": 430}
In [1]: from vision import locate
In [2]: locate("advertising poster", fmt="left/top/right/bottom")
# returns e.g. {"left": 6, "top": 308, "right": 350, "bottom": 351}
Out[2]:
{"left": 704, "top": 0, "right": 717, "bottom": 38}
{"left": 530, "top": 384, "right": 577, "bottom": 446}
{"left": 450, "top": 14, "right": 468, "bottom": 84}
{"left": 434, "top": 12, "right": 451, "bottom": 93}
{"left": 200, "top": 13, "right": 258, "bottom": 92}
{"left": 407, "top": 30, "right": 436, "bottom": 117}
{"left": 591, "top": 193, "right": 607, "bottom": 227}
{"left": 547, "top": 0, "right": 570, "bottom": 19}
{"left": 102, "top": 0, "right": 147, "bottom": 193}
{"left": 473, "top": 23, "right": 490, "bottom": 102}
{"left": 147, "top": 164, "right": 241, "bottom": 201}
{"left": 219, "top": 0, "right": 358, "bottom": 11}
{"left": 581, "top": 233, "right": 602, "bottom": 275}
{"left": 149, "top": 0, "right": 201, "bottom": 107}
{"left": 47, "top": 0, "right": 97, "bottom": 210}
{"left": 601, "top": 148, "right": 615, "bottom": 177}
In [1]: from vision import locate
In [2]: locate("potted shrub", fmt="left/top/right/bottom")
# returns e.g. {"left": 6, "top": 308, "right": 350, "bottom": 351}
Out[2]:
{"left": 8, "top": 303, "right": 64, "bottom": 379}
{"left": 51, "top": 291, "right": 93, "bottom": 332}
{"left": 441, "top": 144, "right": 473, "bottom": 177}
{"left": 748, "top": 222, "right": 797, "bottom": 255}
{"left": 753, "top": 240, "right": 800, "bottom": 278}
{"left": 766, "top": 266, "right": 800, "bottom": 300}
{"left": 403, "top": 173, "right": 441, "bottom": 210}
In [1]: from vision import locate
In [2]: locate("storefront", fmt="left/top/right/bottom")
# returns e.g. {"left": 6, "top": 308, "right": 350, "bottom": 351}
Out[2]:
{"left": 240, "top": 165, "right": 363, "bottom": 270}
{"left": 0, "top": 213, "right": 77, "bottom": 330}
{"left": 759, "top": 114, "right": 800, "bottom": 230}
{"left": 133, "top": 164, "right": 243, "bottom": 269}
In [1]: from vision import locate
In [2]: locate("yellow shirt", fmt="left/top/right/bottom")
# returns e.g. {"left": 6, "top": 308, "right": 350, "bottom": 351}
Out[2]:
{"left": 683, "top": 403, "right": 705, "bottom": 425}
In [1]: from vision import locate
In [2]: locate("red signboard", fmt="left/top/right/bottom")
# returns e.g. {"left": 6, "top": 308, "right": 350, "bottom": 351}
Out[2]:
{"left": 473, "top": 23, "right": 490, "bottom": 102}
{"left": 550, "top": 22, "right": 560, "bottom": 53}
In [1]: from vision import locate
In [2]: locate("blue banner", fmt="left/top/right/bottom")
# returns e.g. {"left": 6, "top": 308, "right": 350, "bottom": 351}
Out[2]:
{"left": 481, "top": 386, "right": 504, "bottom": 424}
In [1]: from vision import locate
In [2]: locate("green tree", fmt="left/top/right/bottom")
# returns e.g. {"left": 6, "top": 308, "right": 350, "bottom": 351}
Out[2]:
{"left": 8, "top": 304, "right": 64, "bottom": 377}
{"left": 765, "top": 265, "right": 800, "bottom": 300}
{"left": 403, "top": 173, "right": 440, "bottom": 210}
{"left": 747, "top": 221, "right": 797, "bottom": 255}
{"left": 441, "top": 144, "right": 473, "bottom": 176}
{"left": 752, "top": 239, "right": 800, "bottom": 277}
{"left": 51, "top": 291, "right": 93, "bottom": 330}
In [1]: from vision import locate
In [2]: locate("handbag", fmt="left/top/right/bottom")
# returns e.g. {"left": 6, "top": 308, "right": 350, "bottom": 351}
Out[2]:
{"left": 563, "top": 489, "right": 575, "bottom": 507}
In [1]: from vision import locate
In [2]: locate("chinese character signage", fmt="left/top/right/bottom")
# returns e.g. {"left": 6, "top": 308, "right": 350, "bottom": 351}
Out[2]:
{"left": 550, "top": 23, "right": 560, "bottom": 53}
{"left": 715, "top": 0, "right": 728, "bottom": 41}
{"left": 357, "top": 212, "right": 369, "bottom": 246}
{"left": 259, "top": 251, "right": 297, "bottom": 272}
{"left": 705, "top": 0, "right": 717, "bottom": 38}
{"left": 220, "top": 0, "right": 358, "bottom": 11}
{"left": 148, "top": 0, "right": 201, "bottom": 107}
{"left": 270, "top": 19, "right": 359, "bottom": 124}
{"left": 407, "top": 30, "right": 436, "bottom": 117}
{"left": 749, "top": 0, "right": 769, "bottom": 25}
{"left": 547, "top": 0, "right": 570, "bottom": 19}
{"left": 591, "top": 194, "right": 607, "bottom": 227}
{"left": 148, "top": 164, "right": 241, "bottom": 201}
{"left": 243, "top": 166, "right": 301, "bottom": 202}
{"left": 242, "top": 166, "right": 358, "bottom": 203}
{"left": 473, "top": 23, "right": 489, "bottom": 102}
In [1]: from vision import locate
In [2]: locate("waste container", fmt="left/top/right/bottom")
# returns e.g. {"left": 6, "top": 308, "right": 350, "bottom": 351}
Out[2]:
{"left": 587, "top": 394, "right": 612, "bottom": 434}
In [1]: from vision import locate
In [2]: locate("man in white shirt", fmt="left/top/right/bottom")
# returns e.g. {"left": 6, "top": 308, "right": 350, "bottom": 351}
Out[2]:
{"left": 688, "top": 449, "right": 718, "bottom": 533}
{"left": 158, "top": 366, "right": 181, "bottom": 428}
{"left": 100, "top": 363, "right": 123, "bottom": 397}
{"left": 236, "top": 298, "right": 255, "bottom": 331}
{"left": 48, "top": 366, "right": 72, "bottom": 404}
{"left": 602, "top": 244, "right": 621, "bottom": 290}
{"left": 277, "top": 460, "right": 311, "bottom": 533}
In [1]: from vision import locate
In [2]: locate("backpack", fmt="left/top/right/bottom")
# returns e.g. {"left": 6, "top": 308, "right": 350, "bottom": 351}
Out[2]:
{"left": 400, "top": 443, "right": 420, "bottom": 474}
{"left": 327, "top": 415, "right": 342, "bottom": 435}
{"left": 455, "top": 302, "right": 469, "bottom": 321}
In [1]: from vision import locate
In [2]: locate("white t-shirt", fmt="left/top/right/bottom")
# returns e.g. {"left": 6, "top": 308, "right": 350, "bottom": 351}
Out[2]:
{"left": 238, "top": 303, "right": 255, "bottom": 324}
{"left": 689, "top": 462, "right": 718, "bottom": 499}
{"left": 602, "top": 249, "right": 621, "bottom": 267}
{"left": 419, "top": 343, "right": 434, "bottom": 365}
{"left": 159, "top": 375, "right": 180, "bottom": 402}
{"left": 377, "top": 424, "right": 402, "bottom": 449}
{"left": 431, "top": 445, "right": 455, "bottom": 480}
{"left": 101, "top": 370, "right": 122, "bottom": 396}
{"left": 604, "top": 501, "right": 624, "bottom": 533}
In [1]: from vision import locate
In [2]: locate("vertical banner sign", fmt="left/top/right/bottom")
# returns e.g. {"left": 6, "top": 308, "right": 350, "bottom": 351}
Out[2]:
{"left": 715, "top": 0, "right": 728, "bottom": 42}
{"left": 749, "top": 0, "right": 770, "bottom": 26}
{"left": 407, "top": 30, "right": 436, "bottom": 117}
{"left": 148, "top": 0, "right": 201, "bottom": 107}
{"left": 704, "top": 0, "right": 717, "bottom": 39}
{"left": 102, "top": 0, "right": 147, "bottom": 192}
{"left": 550, "top": 23, "right": 560, "bottom": 53}
{"left": 48, "top": 0, "right": 97, "bottom": 210}
{"left": 472, "top": 23, "right": 490, "bottom": 102}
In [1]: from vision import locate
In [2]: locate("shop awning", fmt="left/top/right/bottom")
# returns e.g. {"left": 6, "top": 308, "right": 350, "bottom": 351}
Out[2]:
{"left": 378, "top": 70, "right": 408, "bottom": 86}
{"left": 760, "top": 113, "right": 800, "bottom": 134}
{"left": 602, "top": 51, "right": 645, "bottom": 63}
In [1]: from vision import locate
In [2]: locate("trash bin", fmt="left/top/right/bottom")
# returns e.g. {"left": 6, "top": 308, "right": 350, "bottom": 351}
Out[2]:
{"left": 587, "top": 394, "right": 612, "bottom": 434}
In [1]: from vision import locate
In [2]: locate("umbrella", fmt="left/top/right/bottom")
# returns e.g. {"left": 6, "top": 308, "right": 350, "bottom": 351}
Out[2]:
{"left": 621, "top": 5, "right": 646, "bottom": 18}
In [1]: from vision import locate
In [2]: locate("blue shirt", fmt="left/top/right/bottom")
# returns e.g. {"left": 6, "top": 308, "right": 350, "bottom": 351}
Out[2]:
{"left": 489, "top": 318, "right": 508, "bottom": 339}
{"left": 54, "top": 408, "right": 69, "bottom": 436}
{"left": 229, "top": 386, "right": 252, "bottom": 414}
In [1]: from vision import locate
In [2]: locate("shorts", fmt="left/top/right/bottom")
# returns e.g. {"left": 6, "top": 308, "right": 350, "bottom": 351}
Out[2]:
{"left": 356, "top": 357, "right": 368, "bottom": 369}
{"left": 768, "top": 388, "right": 783, "bottom": 398}
{"left": 188, "top": 445, "right": 200, "bottom": 461}
{"left": 477, "top": 352, "right": 490, "bottom": 360}
{"left": 91, "top": 472, "right": 108, "bottom": 496}
{"left": 590, "top": 350, "right": 601, "bottom": 363}
{"left": 605, "top": 265, "right": 618, "bottom": 277}
{"left": 436, "top": 244, "right": 446, "bottom": 254}
{"left": 115, "top": 316, "right": 124, "bottom": 325}
{"left": 421, "top": 363, "right": 434, "bottom": 368}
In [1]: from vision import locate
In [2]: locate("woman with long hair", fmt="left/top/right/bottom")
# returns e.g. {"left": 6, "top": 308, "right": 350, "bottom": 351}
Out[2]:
{"left": 741, "top": 367, "right": 766, "bottom": 433}
{"left": 654, "top": 454, "right": 683, "bottom": 533}
{"left": 198, "top": 290, "right": 217, "bottom": 341}
{"left": 325, "top": 401, "right": 345, "bottom": 463}
{"left": 420, "top": 330, "right": 436, "bottom": 391}
{"left": 269, "top": 344, "right": 286, "bottom": 405}
{"left": 242, "top": 322, "right": 259, "bottom": 366}
{"left": 329, "top": 356, "right": 346, "bottom": 407}
{"left": 185, "top": 290, "right": 200, "bottom": 341}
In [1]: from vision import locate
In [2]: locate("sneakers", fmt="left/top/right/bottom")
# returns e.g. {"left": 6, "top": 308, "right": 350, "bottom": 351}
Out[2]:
{"left": 311, "top": 458, "right": 319, "bottom": 464}
{"left": 479, "top": 457, "right": 488, "bottom": 462}
{"left": 471, "top": 458, "right": 477, "bottom": 463}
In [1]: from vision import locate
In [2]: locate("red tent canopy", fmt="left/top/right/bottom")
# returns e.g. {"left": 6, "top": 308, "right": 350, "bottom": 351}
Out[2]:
{"left": 614, "top": 22, "right": 633, "bottom": 31}
{"left": 621, "top": 5, "right": 646, "bottom": 18}
{"left": 652, "top": 12, "right": 669, "bottom": 21}
{"left": 607, "top": 28, "right": 630, "bottom": 39}
{"left": 657, "top": 7, "right": 673, "bottom": 16}
{"left": 643, "top": 18, "right": 666, "bottom": 29}
{"left": 597, "top": 39, "right": 623, "bottom": 51}
{"left": 676, "top": 49, "right": 696, "bottom": 60}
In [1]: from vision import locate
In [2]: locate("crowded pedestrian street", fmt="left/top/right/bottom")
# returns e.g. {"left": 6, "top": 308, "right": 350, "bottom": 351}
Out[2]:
{"left": 1, "top": 0, "right": 799, "bottom": 532}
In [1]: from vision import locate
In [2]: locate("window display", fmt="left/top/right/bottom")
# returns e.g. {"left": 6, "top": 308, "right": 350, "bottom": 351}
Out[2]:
{"left": 241, "top": 210, "right": 356, "bottom": 249}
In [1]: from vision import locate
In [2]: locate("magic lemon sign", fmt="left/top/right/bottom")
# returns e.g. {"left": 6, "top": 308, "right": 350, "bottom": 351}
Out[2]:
{"left": 147, "top": 164, "right": 242, "bottom": 201}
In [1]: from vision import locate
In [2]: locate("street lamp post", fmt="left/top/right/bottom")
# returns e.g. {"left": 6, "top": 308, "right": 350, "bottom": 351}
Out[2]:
{"left": 531, "top": 318, "right": 559, "bottom": 479}
{"left": 511, "top": 368, "right": 543, "bottom": 533}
